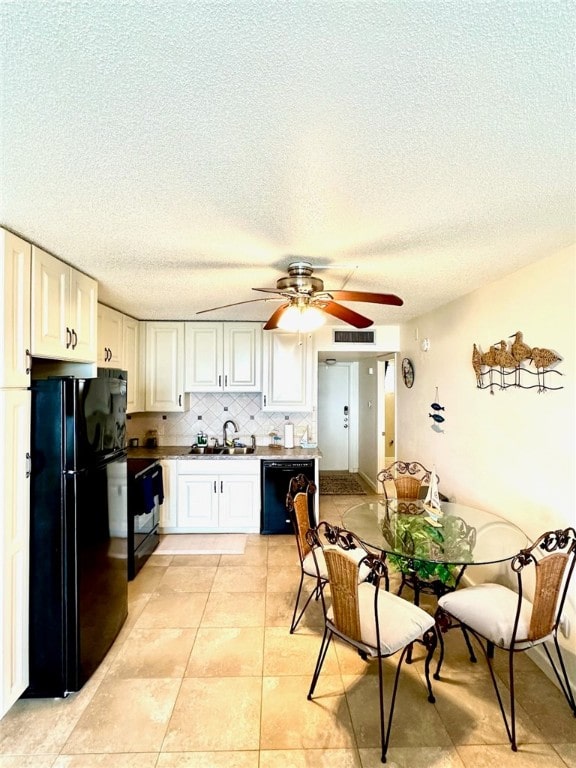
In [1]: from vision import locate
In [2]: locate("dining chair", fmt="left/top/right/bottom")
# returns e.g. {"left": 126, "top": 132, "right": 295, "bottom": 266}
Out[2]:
{"left": 286, "top": 476, "right": 370, "bottom": 633}
{"left": 306, "top": 522, "right": 437, "bottom": 764}
{"left": 434, "top": 527, "right": 576, "bottom": 751}
{"left": 377, "top": 460, "right": 439, "bottom": 500}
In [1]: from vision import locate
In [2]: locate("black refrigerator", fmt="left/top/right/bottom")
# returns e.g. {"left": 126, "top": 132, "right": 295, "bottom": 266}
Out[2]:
{"left": 27, "top": 372, "right": 128, "bottom": 697}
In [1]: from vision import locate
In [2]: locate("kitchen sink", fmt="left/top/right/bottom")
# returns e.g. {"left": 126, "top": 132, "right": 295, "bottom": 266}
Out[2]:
{"left": 189, "top": 445, "right": 255, "bottom": 455}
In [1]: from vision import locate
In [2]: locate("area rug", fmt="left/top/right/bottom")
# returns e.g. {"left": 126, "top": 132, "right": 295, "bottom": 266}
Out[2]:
{"left": 156, "top": 533, "right": 247, "bottom": 555}
{"left": 319, "top": 472, "right": 367, "bottom": 496}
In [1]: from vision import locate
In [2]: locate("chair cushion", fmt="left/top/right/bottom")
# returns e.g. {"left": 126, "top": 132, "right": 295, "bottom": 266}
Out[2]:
{"left": 327, "top": 582, "right": 435, "bottom": 655}
{"left": 438, "top": 583, "right": 544, "bottom": 650}
{"left": 303, "top": 545, "right": 371, "bottom": 582}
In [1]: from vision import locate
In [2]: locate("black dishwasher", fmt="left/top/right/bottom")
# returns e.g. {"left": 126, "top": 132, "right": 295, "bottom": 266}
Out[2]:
{"left": 261, "top": 460, "right": 316, "bottom": 534}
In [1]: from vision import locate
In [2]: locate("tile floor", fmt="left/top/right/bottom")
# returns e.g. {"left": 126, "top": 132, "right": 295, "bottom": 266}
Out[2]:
{"left": 1, "top": 491, "right": 575, "bottom": 768}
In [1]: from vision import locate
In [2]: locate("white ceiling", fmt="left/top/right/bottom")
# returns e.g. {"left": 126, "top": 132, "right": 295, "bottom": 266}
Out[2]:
{"left": 1, "top": 1, "right": 574, "bottom": 325}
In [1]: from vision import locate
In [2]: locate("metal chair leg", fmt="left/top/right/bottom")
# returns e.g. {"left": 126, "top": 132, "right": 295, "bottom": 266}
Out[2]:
{"left": 290, "top": 573, "right": 323, "bottom": 634}
{"left": 544, "top": 638, "right": 576, "bottom": 716}
{"left": 307, "top": 627, "right": 332, "bottom": 699}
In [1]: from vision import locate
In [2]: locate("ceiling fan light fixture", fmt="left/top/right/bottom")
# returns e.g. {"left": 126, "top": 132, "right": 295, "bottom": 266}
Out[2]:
{"left": 276, "top": 304, "right": 326, "bottom": 333}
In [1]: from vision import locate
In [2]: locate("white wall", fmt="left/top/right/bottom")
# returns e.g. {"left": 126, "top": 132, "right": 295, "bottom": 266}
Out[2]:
{"left": 396, "top": 244, "right": 576, "bottom": 680}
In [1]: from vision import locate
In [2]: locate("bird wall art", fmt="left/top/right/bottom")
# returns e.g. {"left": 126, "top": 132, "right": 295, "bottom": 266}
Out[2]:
{"left": 472, "top": 332, "right": 563, "bottom": 393}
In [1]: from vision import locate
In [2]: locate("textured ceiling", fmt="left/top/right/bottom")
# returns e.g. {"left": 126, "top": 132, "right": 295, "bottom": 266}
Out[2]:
{"left": 1, "top": 1, "right": 574, "bottom": 324}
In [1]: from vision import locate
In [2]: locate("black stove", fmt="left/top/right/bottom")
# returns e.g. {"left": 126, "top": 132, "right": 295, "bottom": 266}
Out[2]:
{"left": 127, "top": 458, "right": 164, "bottom": 579}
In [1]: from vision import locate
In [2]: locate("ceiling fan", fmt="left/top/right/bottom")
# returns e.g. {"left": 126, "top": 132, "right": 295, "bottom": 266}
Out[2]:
{"left": 196, "top": 261, "right": 403, "bottom": 330}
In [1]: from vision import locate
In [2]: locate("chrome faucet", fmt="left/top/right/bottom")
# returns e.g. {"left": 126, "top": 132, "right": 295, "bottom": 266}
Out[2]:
{"left": 223, "top": 419, "right": 239, "bottom": 446}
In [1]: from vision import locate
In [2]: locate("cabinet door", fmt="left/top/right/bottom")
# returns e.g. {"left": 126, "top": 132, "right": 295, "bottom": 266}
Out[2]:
{"left": 145, "top": 322, "right": 185, "bottom": 411}
{"left": 123, "top": 316, "right": 142, "bottom": 413}
{"left": 262, "top": 330, "right": 313, "bottom": 411}
{"left": 31, "top": 246, "right": 68, "bottom": 358}
{"left": 223, "top": 323, "right": 262, "bottom": 392}
{"left": 219, "top": 474, "right": 260, "bottom": 532}
{"left": 0, "top": 230, "right": 31, "bottom": 387}
{"left": 97, "top": 304, "right": 124, "bottom": 368}
{"left": 184, "top": 323, "right": 223, "bottom": 391}
{"left": 0, "top": 389, "right": 31, "bottom": 717}
{"left": 177, "top": 474, "right": 219, "bottom": 531}
{"left": 69, "top": 268, "right": 97, "bottom": 361}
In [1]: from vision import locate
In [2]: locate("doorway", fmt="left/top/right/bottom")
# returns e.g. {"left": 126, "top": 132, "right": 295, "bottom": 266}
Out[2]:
{"left": 377, "top": 357, "right": 396, "bottom": 472}
{"left": 317, "top": 362, "right": 352, "bottom": 471}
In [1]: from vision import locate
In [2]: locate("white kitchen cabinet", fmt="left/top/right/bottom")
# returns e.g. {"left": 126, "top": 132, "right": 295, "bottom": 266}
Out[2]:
{"left": 123, "top": 315, "right": 142, "bottom": 413}
{"left": 262, "top": 330, "right": 314, "bottom": 412}
{"left": 184, "top": 322, "right": 262, "bottom": 392}
{"left": 0, "top": 388, "right": 31, "bottom": 718}
{"left": 31, "top": 246, "right": 97, "bottom": 362}
{"left": 159, "top": 460, "right": 178, "bottom": 530}
{"left": 174, "top": 459, "right": 260, "bottom": 533}
{"left": 0, "top": 230, "right": 31, "bottom": 388}
{"left": 97, "top": 304, "right": 124, "bottom": 367}
{"left": 144, "top": 322, "right": 187, "bottom": 412}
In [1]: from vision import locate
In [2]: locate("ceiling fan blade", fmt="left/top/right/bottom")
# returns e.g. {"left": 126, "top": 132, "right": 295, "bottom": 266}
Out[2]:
{"left": 196, "top": 297, "right": 283, "bottom": 315}
{"left": 319, "top": 301, "right": 374, "bottom": 328}
{"left": 327, "top": 290, "right": 404, "bottom": 306}
{"left": 252, "top": 287, "right": 297, "bottom": 296}
{"left": 263, "top": 303, "right": 290, "bottom": 330}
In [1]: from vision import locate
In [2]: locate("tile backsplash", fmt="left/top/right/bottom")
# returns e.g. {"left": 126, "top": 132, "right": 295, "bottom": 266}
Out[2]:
{"left": 127, "top": 392, "right": 315, "bottom": 447}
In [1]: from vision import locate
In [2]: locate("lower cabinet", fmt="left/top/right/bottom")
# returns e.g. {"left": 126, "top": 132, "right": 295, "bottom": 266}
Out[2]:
{"left": 169, "top": 459, "right": 260, "bottom": 533}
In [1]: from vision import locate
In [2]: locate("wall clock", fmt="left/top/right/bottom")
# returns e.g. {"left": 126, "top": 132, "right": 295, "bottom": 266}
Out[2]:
{"left": 401, "top": 358, "right": 414, "bottom": 388}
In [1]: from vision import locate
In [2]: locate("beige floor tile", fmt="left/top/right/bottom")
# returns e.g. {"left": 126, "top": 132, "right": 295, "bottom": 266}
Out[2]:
{"left": 134, "top": 592, "right": 209, "bottom": 628}
{"left": 185, "top": 627, "right": 264, "bottom": 676}
{"left": 157, "top": 565, "right": 217, "bottom": 593}
{"left": 265, "top": 591, "right": 325, "bottom": 630}
{"left": 259, "top": 748, "right": 362, "bottom": 767}
{"left": 128, "top": 565, "right": 167, "bottom": 596}
{"left": 107, "top": 627, "right": 196, "bottom": 678}
{"left": 359, "top": 746, "right": 465, "bottom": 768}
{"left": 267, "top": 545, "right": 300, "bottom": 568}
{"left": 52, "top": 755, "right": 159, "bottom": 767}
{"left": 343, "top": 669, "right": 452, "bottom": 749}
{"left": 220, "top": 544, "right": 268, "bottom": 567}
{"left": 553, "top": 743, "right": 576, "bottom": 768}
{"left": 211, "top": 565, "right": 267, "bottom": 592}
{"left": 62, "top": 678, "right": 180, "bottom": 753}
{"left": 266, "top": 564, "right": 303, "bottom": 592}
{"left": 163, "top": 554, "right": 221, "bottom": 567}
{"left": 456, "top": 743, "right": 568, "bottom": 767}
{"left": 157, "top": 753, "right": 259, "bottom": 767}
{"left": 201, "top": 591, "right": 265, "bottom": 627}
{"left": 0, "top": 758, "right": 57, "bottom": 767}
{"left": 146, "top": 554, "right": 174, "bottom": 567}
{"left": 263, "top": 626, "right": 336, "bottom": 676}
{"left": 162, "top": 677, "right": 261, "bottom": 751}
{"left": 266, "top": 534, "right": 295, "bottom": 548}
{"left": 261, "top": 675, "right": 355, "bottom": 750}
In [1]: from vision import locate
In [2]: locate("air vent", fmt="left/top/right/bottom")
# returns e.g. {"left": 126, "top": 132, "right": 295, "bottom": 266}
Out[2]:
{"left": 333, "top": 330, "right": 375, "bottom": 344}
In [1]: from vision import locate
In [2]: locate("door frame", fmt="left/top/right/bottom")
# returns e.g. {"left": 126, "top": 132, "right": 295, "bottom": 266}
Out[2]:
{"left": 316, "top": 361, "right": 359, "bottom": 472}
{"left": 377, "top": 356, "right": 396, "bottom": 475}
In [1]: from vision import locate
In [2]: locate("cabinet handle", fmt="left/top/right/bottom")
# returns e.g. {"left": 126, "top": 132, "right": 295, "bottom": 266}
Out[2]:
{"left": 218, "top": 375, "right": 222, "bottom": 388}
{"left": 224, "top": 375, "right": 228, "bottom": 387}
{"left": 25, "top": 452, "right": 32, "bottom": 478}
{"left": 263, "top": 395, "right": 267, "bottom": 406}
{"left": 220, "top": 480, "right": 223, "bottom": 493}
{"left": 66, "top": 327, "right": 72, "bottom": 349}
{"left": 71, "top": 329, "right": 78, "bottom": 349}
{"left": 178, "top": 394, "right": 182, "bottom": 406}
{"left": 213, "top": 480, "right": 217, "bottom": 493}
{"left": 25, "top": 349, "right": 31, "bottom": 374}
{"left": 107, "top": 347, "right": 111, "bottom": 361}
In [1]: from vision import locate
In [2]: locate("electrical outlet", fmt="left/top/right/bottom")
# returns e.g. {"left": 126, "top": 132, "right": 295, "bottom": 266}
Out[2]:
{"left": 560, "top": 616, "right": 570, "bottom": 638}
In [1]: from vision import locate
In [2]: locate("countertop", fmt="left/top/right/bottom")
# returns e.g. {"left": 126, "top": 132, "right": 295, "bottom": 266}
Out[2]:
{"left": 127, "top": 446, "right": 322, "bottom": 461}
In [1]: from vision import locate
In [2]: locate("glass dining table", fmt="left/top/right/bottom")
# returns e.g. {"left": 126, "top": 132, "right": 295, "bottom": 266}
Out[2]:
{"left": 342, "top": 498, "right": 529, "bottom": 600}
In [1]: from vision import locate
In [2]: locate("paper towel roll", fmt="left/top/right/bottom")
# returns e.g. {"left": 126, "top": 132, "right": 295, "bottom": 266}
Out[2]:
{"left": 283, "top": 422, "right": 294, "bottom": 448}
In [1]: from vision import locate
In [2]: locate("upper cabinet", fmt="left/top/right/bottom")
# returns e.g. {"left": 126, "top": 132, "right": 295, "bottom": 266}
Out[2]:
{"left": 144, "top": 322, "right": 187, "bottom": 412}
{"left": 97, "top": 304, "right": 124, "bottom": 368}
{"left": 31, "top": 246, "right": 97, "bottom": 362}
{"left": 184, "top": 322, "right": 262, "bottom": 392}
{"left": 262, "top": 330, "right": 314, "bottom": 412}
{"left": 97, "top": 304, "right": 142, "bottom": 412}
{"left": 0, "top": 229, "right": 31, "bottom": 388}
